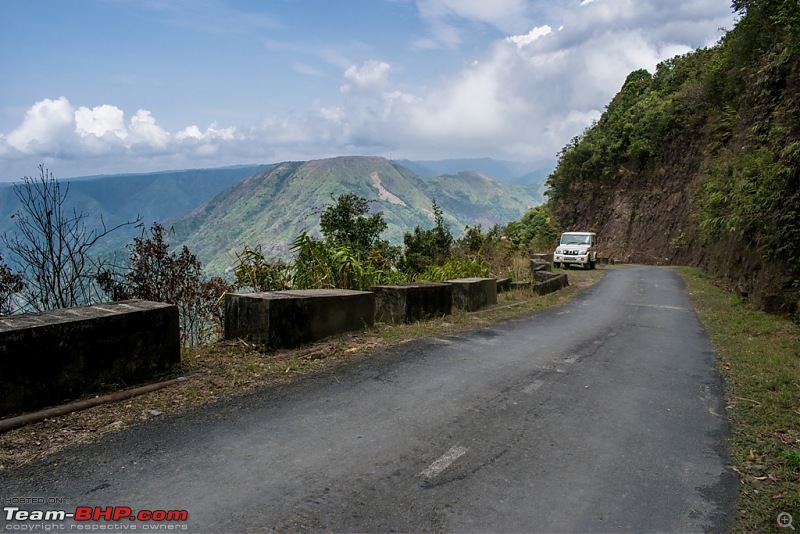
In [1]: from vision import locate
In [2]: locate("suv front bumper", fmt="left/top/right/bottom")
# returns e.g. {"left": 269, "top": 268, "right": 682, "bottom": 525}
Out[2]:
{"left": 554, "top": 254, "right": 588, "bottom": 264}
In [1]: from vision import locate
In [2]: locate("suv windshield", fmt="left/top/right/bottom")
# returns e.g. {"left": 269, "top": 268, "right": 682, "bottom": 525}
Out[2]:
{"left": 560, "top": 235, "right": 590, "bottom": 245}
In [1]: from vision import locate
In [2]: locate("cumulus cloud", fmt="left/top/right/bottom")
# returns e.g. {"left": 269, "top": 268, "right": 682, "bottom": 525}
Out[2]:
{"left": 0, "top": 97, "right": 243, "bottom": 176}
{"left": 6, "top": 97, "right": 75, "bottom": 155}
{"left": 75, "top": 104, "right": 127, "bottom": 140}
{"left": 341, "top": 60, "right": 391, "bottom": 94}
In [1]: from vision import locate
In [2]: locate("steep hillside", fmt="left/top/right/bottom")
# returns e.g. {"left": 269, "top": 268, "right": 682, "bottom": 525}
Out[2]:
{"left": 0, "top": 165, "right": 269, "bottom": 252}
{"left": 546, "top": 0, "right": 800, "bottom": 314}
{"left": 173, "top": 156, "right": 540, "bottom": 272}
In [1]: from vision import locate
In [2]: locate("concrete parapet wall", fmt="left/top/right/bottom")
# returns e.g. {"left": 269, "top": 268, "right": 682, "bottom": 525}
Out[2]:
{"left": 447, "top": 278, "right": 497, "bottom": 311}
{"left": 0, "top": 300, "right": 180, "bottom": 417}
{"left": 534, "top": 274, "right": 570, "bottom": 296}
{"left": 371, "top": 282, "right": 452, "bottom": 324}
{"left": 530, "top": 258, "right": 552, "bottom": 274}
{"left": 224, "top": 289, "right": 375, "bottom": 349}
{"left": 534, "top": 270, "right": 561, "bottom": 282}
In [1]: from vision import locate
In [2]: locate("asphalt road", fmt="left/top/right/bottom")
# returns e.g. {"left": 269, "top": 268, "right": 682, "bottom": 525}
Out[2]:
{"left": 1, "top": 266, "right": 737, "bottom": 533}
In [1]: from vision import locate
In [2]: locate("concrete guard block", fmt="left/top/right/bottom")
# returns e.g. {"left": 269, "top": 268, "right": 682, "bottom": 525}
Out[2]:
{"left": 0, "top": 300, "right": 180, "bottom": 417}
{"left": 224, "top": 289, "right": 375, "bottom": 349}
{"left": 534, "top": 270, "right": 560, "bottom": 282}
{"left": 530, "top": 258, "right": 552, "bottom": 274}
{"left": 496, "top": 277, "right": 512, "bottom": 293}
{"left": 371, "top": 282, "right": 452, "bottom": 324}
{"left": 447, "top": 277, "right": 497, "bottom": 311}
{"left": 534, "top": 273, "right": 570, "bottom": 295}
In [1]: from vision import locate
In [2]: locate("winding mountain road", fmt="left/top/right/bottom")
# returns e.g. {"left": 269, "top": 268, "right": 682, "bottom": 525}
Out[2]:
{"left": 0, "top": 266, "right": 737, "bottom": 533}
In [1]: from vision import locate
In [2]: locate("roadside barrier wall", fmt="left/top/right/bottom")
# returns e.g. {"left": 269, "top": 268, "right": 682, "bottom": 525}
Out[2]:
{"left": 447, "top": 277, "right": 498, "bottom": 311}
{"left": 224, "top": 289, "right": 375, "bottom": 349}
{"left": 0, "top": 300, "right": 180, "bottom": 417}
{"left": 2, "top": 268, "right": 573, "bottom": 415}
{"left": 371, "top": 282, "right": 452, "bottom": 324}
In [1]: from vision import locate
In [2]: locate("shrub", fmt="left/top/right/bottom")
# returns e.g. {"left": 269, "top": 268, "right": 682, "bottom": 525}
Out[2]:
{"left": 399, "top": 200, "right": 453, "bottom": 275}
{"left": 96, "top": 223, "right": 233, "bottom": 346}
{"left": 233, "top": 245, "right": 291, "bottom": 292}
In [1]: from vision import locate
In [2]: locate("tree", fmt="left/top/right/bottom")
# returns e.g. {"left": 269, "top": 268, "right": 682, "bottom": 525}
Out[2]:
{"left": 505, "top": 205, "right": 559, "bottom": 252}
{"left": 2, "top": 165, "right": 140, "bottom": 312}
{"left": 319, "top": 193, "right": 391, "bottom": 259}
{"left": 399, "top": 200, "right": 453, "bottom": 275}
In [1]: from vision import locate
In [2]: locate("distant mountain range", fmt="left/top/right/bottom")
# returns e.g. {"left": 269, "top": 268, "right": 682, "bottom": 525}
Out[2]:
{"left": 0, "top": 157, "right": 545, "bottom": 273}
{"left": 0, "top": 165, "right": 270, "bottom": 252}
{"left": 394, "top": 157, "right": 550, "bottom": 183}
{"left": 173, "top": 156, "right": 542, "bottom": 272}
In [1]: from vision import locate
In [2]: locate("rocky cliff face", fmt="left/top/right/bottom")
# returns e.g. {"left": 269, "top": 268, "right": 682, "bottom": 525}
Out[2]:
{"left": 559, "top": 137, "right": 797, "bottom": 314}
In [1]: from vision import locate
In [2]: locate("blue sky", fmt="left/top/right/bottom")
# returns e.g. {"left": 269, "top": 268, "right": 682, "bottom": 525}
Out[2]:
{"left": 0, "top": 0, "right": 737, "bottom": 180}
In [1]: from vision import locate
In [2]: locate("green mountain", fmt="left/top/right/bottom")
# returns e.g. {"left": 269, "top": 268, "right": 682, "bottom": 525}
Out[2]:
{"left": 544, "top": 0, "right": 800, "bottom": 314}
{"left": 173, "top": 156, "right": 541, "bottom": 272}
{"left": 0, "top": 165, "right": 270, "bottom": 252}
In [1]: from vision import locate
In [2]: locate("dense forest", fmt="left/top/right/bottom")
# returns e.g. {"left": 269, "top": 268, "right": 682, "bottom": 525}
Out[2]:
{"left": 545, "top": 0, "right": 800, "bottom": 314}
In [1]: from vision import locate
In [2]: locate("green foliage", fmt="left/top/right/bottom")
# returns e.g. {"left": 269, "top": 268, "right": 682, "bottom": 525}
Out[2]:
{"left": 319, "top": 193, "right": 391, "bottom": 260}
{"left": 399, "top": 200, "right": 454, "bottom": 275}
{"left": 696, "top": 146, "right": 800, "bottom": 270}
{"left": 504, "top": 205, "right": 559, "bottom": 252}
{"left": 171, "top": 157, "right": 539, "bottom": 273}
{"left": 289, "top": 231, "right": 406, "bottom": 291}
{"left": 233, "top": 245, "right": 291, "bottom": 292}
{"left": 416, "top": 257, "right": 490, "bottom": 282}
{"left": 97, "top": 223, "right": 233, "bottom": 346}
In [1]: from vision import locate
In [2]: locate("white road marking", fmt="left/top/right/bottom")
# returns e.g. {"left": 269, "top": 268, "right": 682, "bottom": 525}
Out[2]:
{"left": 421, "top": 446, "right": 468, "bottom": 478}
{"left": 522, "top": 380, "right": 545, "bottom": 394}
{"left": 625, "top": 303, "right": 688, "bottom": 312}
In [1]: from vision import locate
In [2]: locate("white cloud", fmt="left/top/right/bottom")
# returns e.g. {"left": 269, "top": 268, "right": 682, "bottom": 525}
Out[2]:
{"left": 6, "top": 97, "right": 75, "bottom": 154}
{"left": 341, "top": 60, "right": 391, "bottom": 94}
{"left": 176, "top": 123, "right": 236, "bottom": 142}
{"left": 128, "top": 110, "right": 170, "bottom": 148}
{"left": 506, "top": 25, "right": 552, "bottom": 48}
{"left": 0, "top": 0, "right": 736, "bottom": 178}
{"left": 75, "top": 104, "right": 127, "bottom": 140}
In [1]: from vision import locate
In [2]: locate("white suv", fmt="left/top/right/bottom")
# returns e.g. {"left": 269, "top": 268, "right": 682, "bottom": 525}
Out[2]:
{"left": 554, "top": 232, "right": 597, "bottom": 270}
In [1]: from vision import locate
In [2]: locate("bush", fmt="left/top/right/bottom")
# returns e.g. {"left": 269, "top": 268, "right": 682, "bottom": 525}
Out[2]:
{"left": 290, "top": 231, "right": 406, "bottom": 291}
{"left": 399, "top": 200, "right": 453, "bottom": 275}
{"left": 417, "top": 257, "right": 490, "bottom": 282}
{"left": 233, "top": 245, "right": 291, "bottom": 292}
{"left": 97, "top": 223, "right": 233, "bottom": 346}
